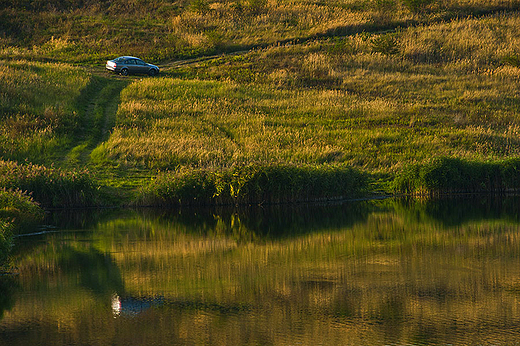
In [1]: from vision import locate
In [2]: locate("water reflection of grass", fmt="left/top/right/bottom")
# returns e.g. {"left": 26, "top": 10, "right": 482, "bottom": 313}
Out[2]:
{"left": 86, "top": 198, "right": 520, "bottom": 299}
{"left": 6, "top": 198, "right": 520, "bottom": 345}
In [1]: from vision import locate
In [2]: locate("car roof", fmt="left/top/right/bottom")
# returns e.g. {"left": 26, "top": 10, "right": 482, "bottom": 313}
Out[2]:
{"left": 116, "top": 56, "right": 142, "bottom": 60}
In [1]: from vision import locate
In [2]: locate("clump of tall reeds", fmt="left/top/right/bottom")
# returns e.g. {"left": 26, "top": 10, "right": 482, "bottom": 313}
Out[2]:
{"left": 0, "top": 219, "right": 12, "bottom": 269}
{"left": 0, "top": 160, "right": 99, "bottom": 208}
{"left": 0, "top": 188, "right": 44, "bottom": 225}
{"left": 0, "top": 188, "right": 44, "bottom": 267}
{"left": 139, "top": 164, "right": 367, "bottom": 206}
{"left": 393, "top": 157, "right": 520, "bottom": 196}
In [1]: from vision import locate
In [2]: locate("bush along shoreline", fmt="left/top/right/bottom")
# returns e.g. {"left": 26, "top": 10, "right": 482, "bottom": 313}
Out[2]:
{"left": 138, "top": 164, "right": 368, "bottom": 207}
{"left": 393, "top": 157, "right": 520, "bottom": 196}
{"left": 0, "top": 188, "right": 44, "bottom": 270}
{"left": 0, "top": 160, "right": 100, "bottom": 208}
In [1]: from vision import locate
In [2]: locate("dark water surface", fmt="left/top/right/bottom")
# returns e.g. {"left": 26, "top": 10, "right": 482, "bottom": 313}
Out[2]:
{"left": 1, "top": 197, "right": 520, "bottom": 346}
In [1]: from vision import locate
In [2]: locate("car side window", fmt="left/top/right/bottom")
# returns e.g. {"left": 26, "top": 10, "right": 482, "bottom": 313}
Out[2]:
{"left": 125, "top": 60, "right": 134, "bottom": 64}
{"left": 135, "top": 60, "right": 145, "bottom": 65}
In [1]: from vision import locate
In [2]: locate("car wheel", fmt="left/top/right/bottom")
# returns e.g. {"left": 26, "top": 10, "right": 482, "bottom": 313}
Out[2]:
{"left": 120, "top": 68, "right": 129, "bottom": 76}
{"left": 148, "top": 69, "right": 157, "bottom": 77}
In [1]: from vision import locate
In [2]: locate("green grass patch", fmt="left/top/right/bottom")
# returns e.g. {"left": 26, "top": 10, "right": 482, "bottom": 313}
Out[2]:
{"left": 0, "top": 60, "right": 91, "bottom": 164}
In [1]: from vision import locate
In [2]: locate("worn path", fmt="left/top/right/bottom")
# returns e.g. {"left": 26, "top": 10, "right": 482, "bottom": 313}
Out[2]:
{"left": 65, "top": 74, "right": 129, "bottom": 169}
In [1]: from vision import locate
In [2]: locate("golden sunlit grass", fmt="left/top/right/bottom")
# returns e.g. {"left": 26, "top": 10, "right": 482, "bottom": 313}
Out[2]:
{"left": 82, "top": 11, "right": 520, "bottom": 199}
{"left": 1, "top": 0, "right": 519, "bottom": 63}
{"left": 95, "top": 12, "right": 520, "bottom": 176}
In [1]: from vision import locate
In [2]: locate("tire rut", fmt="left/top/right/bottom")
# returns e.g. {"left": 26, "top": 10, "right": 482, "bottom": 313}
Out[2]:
{"left": 65, "top": 75, "right": 129, "bottom": 168}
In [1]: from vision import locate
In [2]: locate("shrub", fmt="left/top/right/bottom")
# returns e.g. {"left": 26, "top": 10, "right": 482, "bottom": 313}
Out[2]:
{"left": 0, "top": 188, "right": 44, "bottom": 225}
{"left": 371, "top": 34, "right": 400, "bottom": 55}
{"left": 0, "top": 220, "right": 13, "bottom": 269}
{"left": 190, "top": 0, "right": 209, "bottom": 13}
{"left": 502, "top": 53, "right": 520, "bottom": 67}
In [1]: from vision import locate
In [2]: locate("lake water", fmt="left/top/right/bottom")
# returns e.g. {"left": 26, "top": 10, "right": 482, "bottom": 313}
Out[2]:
{"left": 1, "top": 197, "right": 520, "bottom": 346}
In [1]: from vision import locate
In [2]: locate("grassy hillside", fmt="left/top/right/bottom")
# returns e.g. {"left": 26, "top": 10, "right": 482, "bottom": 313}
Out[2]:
{"left": 1, "top": 0, "right": 519, "bottom": 63}
{"left": 0, "top": 60, "right": 91, "bottom": 163}
{"left": 1, "top": 0, "right": 520, "bottom": 207}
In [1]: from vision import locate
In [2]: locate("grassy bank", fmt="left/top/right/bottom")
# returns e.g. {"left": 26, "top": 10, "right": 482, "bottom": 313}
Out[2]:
{"left": 91, "top": 11, "right": 520, "bottom": 201}
{"left": 0, "top": 60, "right": 91, "bottom": 164}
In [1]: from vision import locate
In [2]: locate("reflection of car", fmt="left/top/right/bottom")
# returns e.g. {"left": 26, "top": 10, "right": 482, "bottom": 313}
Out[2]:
{"left": 111, "top": 294, "right": 164, "bottom": 317}
{"left": 106, "top": 56, "right": 159, "bottom": 76}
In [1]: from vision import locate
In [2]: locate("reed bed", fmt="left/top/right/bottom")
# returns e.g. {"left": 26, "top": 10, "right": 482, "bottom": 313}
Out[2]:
{"left": 0, "top": 160, "right": 99, "bottom": 208}
{"left": 393, "top": 156, "right": 520, "bottom": 195}
{"left": 0, "top": 220, "right": 11, "bottom": 268}
{"left": 0, "top": 188, "right": 44, "bottom": 267}
{"left": 0, "top": 188, "right": 44, "bottom": 225}
{"left": 139, "top": 164, "right": 367, "bottom": 206}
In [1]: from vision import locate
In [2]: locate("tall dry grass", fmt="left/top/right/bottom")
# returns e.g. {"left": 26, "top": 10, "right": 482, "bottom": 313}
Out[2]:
{"left": 84, "top": 11, "right": 520, "bottom": 199}
{"left": 1, "top": 0, "right": 519, "bottom": 62}
{"left": 95, "top": 14, "right": 520, "bottom": 173}
{"left": 2, "top": 4, "right": 520, "bottom": 202}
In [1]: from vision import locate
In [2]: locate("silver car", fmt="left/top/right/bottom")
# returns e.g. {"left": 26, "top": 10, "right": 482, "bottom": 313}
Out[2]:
{"left": 106, "top": 56, "right": 159, "bottom": 76}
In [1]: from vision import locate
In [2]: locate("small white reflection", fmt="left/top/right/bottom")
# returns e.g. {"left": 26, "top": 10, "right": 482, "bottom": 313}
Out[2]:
{"left": 111, "top": 293, "right": 163, "bottom": 318}
{"left": 111, "top": 294, "right": 122, "bottom": 317}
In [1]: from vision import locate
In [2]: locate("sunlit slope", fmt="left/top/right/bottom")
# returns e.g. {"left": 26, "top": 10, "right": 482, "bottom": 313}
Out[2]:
{"left": 0, "top": 61, "right": 109, "bottom": 207}
{"left": 94, "top": 12, "right": 520, "bottom": 174}
{"left": 2, "top": 0, "right": 519, "bottom": 63}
